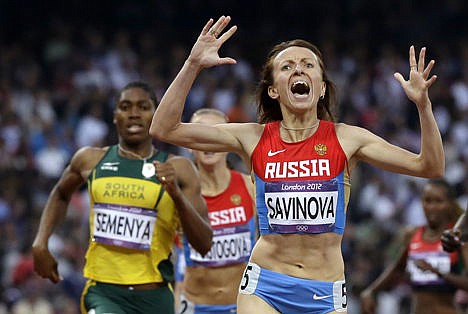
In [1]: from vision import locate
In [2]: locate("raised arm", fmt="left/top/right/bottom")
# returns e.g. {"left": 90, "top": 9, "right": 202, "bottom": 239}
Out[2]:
{"left": 342, "top": 46, "right": 444, "bottom": 178}
{"left": 149, "top": 16, "right": 242, "bottom": 153}
{"left": 392, "top": 46, "right": 444, "bottom": 176}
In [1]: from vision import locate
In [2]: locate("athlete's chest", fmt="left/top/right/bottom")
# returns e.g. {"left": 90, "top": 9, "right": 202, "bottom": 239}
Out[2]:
{"left": 206, "top": 190, "right": 254, "bottom": 229}
{"left": 254, "top": 142, "right": 346, "bottom": 181}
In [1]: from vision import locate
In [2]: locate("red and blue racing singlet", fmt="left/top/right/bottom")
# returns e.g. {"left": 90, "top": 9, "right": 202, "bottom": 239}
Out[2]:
{"left": 406, "top": 225, "right": 460, "bottom": 291}
{"left": 251, "top": 120, "right": 349, "bottom": 235}
{"left": 184, "top": 170, "right": 256, "bottom": 267}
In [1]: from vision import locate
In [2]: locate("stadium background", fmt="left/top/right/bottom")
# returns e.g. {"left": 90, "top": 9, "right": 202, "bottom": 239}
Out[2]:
{"left": 0, "top": 1, "right": 466, "bottom": 313}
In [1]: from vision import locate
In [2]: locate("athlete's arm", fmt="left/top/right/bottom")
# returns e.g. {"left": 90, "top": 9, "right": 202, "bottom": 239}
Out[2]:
{"left": 156, "top": 157, "right": 212, "bottom": 255}
{"left": 414, "top": 250, "right": 468, "bottom": 291}
{"left": 149, "top": 16, "right": 252, "bottom": 157}
{"left": 32, "top": 147, "right": 101, "bottom": 283}
{"left": 360, "top": 227, "right": 414, "bottom": 314}
{"left": 338, "top": 123, "right": 441, "bottom": 178}
{"left": 339, "top": 46, "right": 443, "bottom": 178}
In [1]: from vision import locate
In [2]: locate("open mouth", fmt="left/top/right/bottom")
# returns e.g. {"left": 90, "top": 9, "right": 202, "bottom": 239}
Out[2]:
{"left": 127, "top": 124, "right": 144, "bottom": 133}
{"left": 291, "top": 80, "right": 310, "bottom": 96}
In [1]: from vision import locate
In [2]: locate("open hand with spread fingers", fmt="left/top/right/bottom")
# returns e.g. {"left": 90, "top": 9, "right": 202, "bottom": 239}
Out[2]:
{"left": 187, "top": 15, "right": 238, "bottom": 69}
{"left": 394, "top": 45, "right": 437, "bottom": 108}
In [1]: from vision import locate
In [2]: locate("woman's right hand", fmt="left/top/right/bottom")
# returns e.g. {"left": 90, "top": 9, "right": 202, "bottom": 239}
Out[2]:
{"left": 32, "top": 245, "right": 62, "bottom": 284}
{"left": 187, "top": 15, "right": 237, "bottom": 69}
{"left": 441, "top": 228, "right": 462, "bottom": 252}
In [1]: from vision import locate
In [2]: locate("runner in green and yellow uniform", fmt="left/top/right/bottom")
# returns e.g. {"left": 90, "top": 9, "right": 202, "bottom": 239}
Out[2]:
{"left": 32, "top": 81, "right": 213, "bottom": 314}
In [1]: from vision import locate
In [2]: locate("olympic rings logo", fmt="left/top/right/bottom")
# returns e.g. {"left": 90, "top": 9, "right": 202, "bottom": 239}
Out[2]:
{"left": 296, "top": 225, "right": 309, "bottom": 232}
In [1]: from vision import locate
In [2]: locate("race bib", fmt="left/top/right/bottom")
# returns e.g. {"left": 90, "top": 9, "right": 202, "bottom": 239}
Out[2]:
{"left": 407, "top": 252, "right": 451, "bottom": 285}
{"left": 178, "top": 294, "right": 195, "bottom": 314}
{"left": 92, "top": 202, "right": 157, "bottom": 250}
{"left": 189, "top": 225, "right": 252, "bottom": 267}
{"left": 265, "top": 179, "right": 338, "bottom": 233}
{"left": 239, "top": 262, "right": 261, "bottom": 294}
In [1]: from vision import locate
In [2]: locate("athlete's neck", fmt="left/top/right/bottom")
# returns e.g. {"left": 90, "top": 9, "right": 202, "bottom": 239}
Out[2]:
{"left": 199, "top": 165, "right": 231, "bottom": 197}
{"left": 117, "top": 142, "right": 155, "bottom": 160}
{"left": 279, "top": 119, "right": 320, "bottom": 142}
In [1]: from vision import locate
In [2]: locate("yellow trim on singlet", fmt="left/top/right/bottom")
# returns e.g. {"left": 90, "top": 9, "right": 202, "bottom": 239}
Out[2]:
{"left": 80, "top": 279, "right": 96, "bottom": 314}
{"left": 83, "top": 148, "right": 179, "bottom": 284}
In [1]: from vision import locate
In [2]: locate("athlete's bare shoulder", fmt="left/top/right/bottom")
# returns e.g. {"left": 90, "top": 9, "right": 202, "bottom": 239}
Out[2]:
{"left": 71, "top": 146, "right": 109, "bottom": 179}
{"left": 233, "top": 122, "right": 265, "bottom": 145}
{"left": 166, "top": 154, "right": 194, "bottom": 168}
{"left": 334, "top": 122, "right": 366, "bottom": 138}
{"left": 402, "top": 225, "right": 419, "bottom": 242}
{"left": 334, "top": 122, "right": 376, "bottom": 163}
{"left": 224, "top": 122, "right": 265, "bottom": 166}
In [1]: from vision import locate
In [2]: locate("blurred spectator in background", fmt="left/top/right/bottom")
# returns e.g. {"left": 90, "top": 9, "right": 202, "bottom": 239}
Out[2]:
{"left": 360, "top": 179, "right": 466, "bottom": 314}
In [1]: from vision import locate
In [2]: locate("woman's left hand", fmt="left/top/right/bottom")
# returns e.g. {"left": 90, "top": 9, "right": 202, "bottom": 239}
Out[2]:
{"left": 394, "top": 46, "right": 437, "bottom": 108}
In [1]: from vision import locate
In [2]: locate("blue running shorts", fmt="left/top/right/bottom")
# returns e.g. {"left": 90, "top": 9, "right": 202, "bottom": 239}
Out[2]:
{"left": 239, "top": 262, "right": 347, "bottom": 313}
